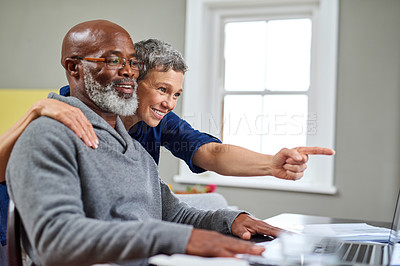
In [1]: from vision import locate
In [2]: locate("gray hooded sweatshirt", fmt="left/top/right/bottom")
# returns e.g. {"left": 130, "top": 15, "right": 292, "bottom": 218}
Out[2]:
{"left": 6, "top": 93, "right": 243, "bottom": 266}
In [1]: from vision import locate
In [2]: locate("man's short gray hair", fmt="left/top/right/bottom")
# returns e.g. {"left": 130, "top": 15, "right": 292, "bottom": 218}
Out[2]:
{"left": 134, "top": 39, "right": 188, "bottom": 81}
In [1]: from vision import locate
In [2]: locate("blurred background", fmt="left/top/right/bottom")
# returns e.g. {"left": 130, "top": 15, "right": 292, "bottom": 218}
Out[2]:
{"left": 0, "top": 0, "right": 399, "bottom": 223}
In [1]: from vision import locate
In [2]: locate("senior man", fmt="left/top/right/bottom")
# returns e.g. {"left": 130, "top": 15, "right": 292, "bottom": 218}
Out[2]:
{"left": 6, "top": 20, "right": 280, "bottom": 266}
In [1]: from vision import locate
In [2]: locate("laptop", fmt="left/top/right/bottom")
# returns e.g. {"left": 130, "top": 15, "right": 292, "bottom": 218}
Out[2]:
{"left": 245, "top": 188, "right": 400, "bottom": 265}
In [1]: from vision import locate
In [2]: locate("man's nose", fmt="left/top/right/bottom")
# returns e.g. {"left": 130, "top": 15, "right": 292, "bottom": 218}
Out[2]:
{"left": 119, "top": 63, "right": 138, "bottom": 79}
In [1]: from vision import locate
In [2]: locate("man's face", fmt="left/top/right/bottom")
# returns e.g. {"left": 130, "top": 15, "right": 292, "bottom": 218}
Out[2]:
{"left": 83, "top": 65, "right": 138, "bottom": 116}
{"left": 80, "top": 31, "right": 139, "bottom": 116}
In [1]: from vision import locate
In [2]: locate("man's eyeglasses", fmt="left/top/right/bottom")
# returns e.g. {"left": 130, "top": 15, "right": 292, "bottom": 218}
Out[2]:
{"left": 72, "top": 56, "right": 143, "bottom": 71}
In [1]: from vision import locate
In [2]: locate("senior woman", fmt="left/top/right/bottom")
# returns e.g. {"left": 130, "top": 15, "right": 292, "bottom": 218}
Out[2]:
{"left": 0, "top": 39, "right": 333, "bottom": 262}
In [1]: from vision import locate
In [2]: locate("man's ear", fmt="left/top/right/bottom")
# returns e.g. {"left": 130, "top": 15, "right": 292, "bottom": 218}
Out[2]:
{"left": 64, "top": 58, "right": 80, "bottom": 78}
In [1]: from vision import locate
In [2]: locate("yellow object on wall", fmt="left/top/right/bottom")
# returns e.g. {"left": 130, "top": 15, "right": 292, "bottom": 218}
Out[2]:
{"left": 0, "top": 89, "right": 57, "bottom": 135}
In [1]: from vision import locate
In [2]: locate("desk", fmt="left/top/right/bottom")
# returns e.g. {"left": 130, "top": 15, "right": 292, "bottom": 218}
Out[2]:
{"left": 149, "top": 213, "right": 394, "bottom": 266}
{"left": 264, "top": 213, "right": 391, "bottom": 229}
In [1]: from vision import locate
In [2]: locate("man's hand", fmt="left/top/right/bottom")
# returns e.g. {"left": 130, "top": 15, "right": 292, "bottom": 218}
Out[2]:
{"left": 186, "top": 228, "right": 265, "bottom": 257}
{"left": 231, "top": 214, "right": 283, "bottom": 240}
{"left": 271, "top": 146, "right": 335, "bottom": 180}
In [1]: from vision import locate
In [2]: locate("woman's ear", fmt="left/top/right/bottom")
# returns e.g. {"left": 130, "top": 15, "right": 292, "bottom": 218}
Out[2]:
{"left": 64, "top": 58, "right": 80, "bottom": 78}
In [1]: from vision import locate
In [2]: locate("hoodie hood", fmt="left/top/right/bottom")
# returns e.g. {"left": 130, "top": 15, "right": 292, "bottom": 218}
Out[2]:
{"left": 47, "top": 92, "right": 131, "bottom": 151}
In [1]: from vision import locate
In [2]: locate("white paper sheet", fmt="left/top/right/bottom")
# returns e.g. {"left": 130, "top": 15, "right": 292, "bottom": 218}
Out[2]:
{"left": 282, "top": 223, "right": 392, "bottom": 242}
{"left": 149, "top": 254, "right": 250, "bottom": 266}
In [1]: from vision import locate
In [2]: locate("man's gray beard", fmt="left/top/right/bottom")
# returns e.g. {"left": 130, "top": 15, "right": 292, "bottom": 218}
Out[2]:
{"left": 83, "top": 65, "right": 138, "bottom": 116}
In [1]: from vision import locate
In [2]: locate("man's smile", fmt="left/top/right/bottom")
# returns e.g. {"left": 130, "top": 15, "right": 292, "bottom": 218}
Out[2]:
{"left": 114, "top": 83, "right": 135, "bottom": 94}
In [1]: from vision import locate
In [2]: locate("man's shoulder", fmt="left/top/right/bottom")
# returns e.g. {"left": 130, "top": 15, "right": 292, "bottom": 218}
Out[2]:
{"left": 19, "top": 116, "right": 78, "bottom": 147}
{"left": 9, "top": 116, "right": 81, "bottom": 171}
{"left": 27, "top": 116, "right": 75, "bottom": 134}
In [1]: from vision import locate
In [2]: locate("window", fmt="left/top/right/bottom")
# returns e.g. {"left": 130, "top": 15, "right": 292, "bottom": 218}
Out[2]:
{"left": 223, "top": 19, "right": 311, "bottom": 155}
{"left": 175, "top": 0, "right": 338, "bottom": 194}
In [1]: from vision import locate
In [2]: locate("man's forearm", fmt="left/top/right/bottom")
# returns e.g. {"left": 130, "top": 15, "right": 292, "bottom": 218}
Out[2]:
{"left": 160, "top": 180, "right": 244, "bottom": 234}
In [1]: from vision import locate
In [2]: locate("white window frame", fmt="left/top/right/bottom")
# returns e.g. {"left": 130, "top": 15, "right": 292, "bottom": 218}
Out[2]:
{"left": 174, "top": 0, "right": 338, "bottom": 194}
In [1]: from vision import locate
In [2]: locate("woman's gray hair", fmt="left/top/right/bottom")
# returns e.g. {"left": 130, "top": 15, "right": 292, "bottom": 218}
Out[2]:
{"left": 134, "top": 39, "right": 188, "bottom": 81}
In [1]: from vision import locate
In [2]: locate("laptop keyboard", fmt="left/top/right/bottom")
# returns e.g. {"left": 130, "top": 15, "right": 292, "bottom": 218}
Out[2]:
{"left": 356, "top": 244, "right": 371, "bottom": 262}
{"left": 336, "top": 242, "right": 389, "bottom": 265}
{"left": 246, "top": 239, "right": 390, "bottom": 265}
{"left": 338, "top": 242, "right": 374, "bottom": 264}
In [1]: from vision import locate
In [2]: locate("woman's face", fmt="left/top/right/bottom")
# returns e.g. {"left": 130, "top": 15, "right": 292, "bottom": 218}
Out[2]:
{"left": 136, "top": 68, "right": 184, "bottom": 127}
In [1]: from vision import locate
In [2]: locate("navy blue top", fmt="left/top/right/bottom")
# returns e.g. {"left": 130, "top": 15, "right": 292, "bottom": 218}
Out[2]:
{"left": 0, "top": 183, "right": 8, "bottom": 246}
{"left": 128, "top": 112, "right": 221, "bottom": 173}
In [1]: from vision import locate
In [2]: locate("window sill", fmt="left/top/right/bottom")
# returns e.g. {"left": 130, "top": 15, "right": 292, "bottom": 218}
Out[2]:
{"left": 174, "top": 174, "right": 337, "bottom": 195}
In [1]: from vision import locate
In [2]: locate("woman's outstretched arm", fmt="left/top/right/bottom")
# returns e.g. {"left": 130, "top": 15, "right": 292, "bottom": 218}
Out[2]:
{"left": 193, "top": 143, "right": 335, "bottom": 180}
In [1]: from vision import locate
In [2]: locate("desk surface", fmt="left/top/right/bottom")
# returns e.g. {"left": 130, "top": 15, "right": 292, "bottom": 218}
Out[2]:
{"left": 149, "top": 213, "right": 395, "bottom": 265}
{"left": 264, "top": 213, "right": 391, "bottom": 229}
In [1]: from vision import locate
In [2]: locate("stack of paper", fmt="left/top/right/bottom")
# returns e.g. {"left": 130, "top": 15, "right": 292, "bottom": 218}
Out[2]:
{"left": 285, "top": 223, "right": 392, "bottom": 242}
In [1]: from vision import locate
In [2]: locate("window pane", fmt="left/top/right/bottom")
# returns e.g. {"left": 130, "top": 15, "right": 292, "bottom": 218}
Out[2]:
{"left": 261, "top": 95, "right": 308, "bottom": 154}
{"left": 223, "top": 95, "right": 308, "bottom": 155}
{"left": 224, "top": 21, "right": 267, "bottom": 91}
{"left": 265, "top": 19, "right": 311, "bottom": 91}
{"left": 223, "top": 95, "right": 263, "bottom": 152}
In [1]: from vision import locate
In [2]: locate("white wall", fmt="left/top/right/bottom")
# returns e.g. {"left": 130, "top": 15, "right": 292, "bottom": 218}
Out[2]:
{"left": 1, "top": 0, "right": 399, "bottom": 223}
{"left": 0, "top": 0, "right": 186, "bottom": 88}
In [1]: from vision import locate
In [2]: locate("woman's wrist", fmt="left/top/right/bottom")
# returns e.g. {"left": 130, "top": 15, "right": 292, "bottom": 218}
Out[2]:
{"left": 30, "top": 99, "right": 46, "bottom": 119}
{"left": 262, "top": 154, "right": 274, "bottom": 176}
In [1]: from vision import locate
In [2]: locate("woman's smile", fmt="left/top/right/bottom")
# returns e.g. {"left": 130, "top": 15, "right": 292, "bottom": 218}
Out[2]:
{"left": 151, "top": 108, "right": 166, "bottom": 119}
